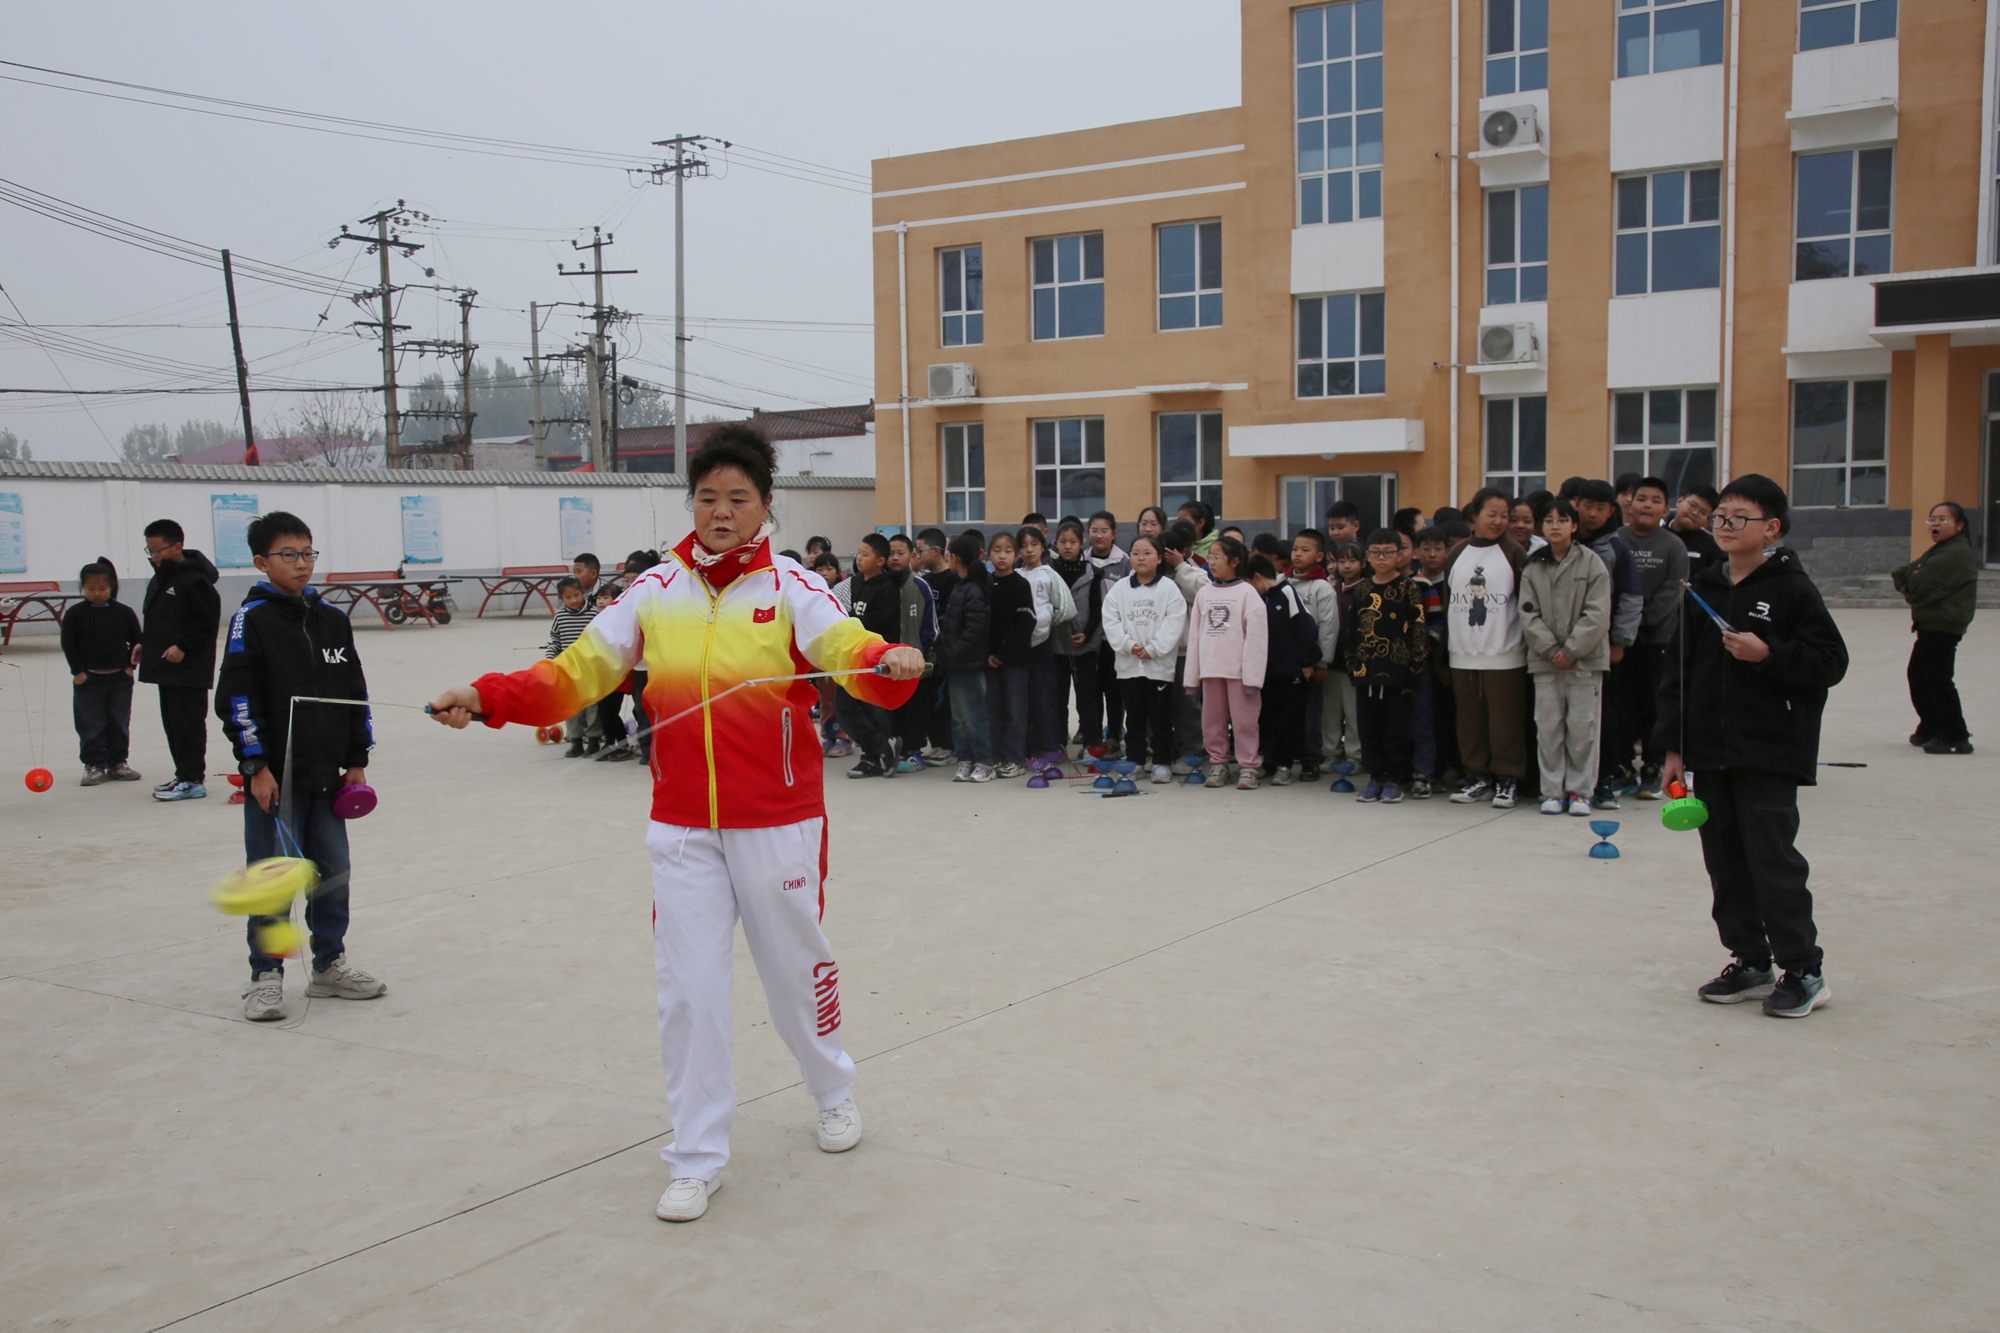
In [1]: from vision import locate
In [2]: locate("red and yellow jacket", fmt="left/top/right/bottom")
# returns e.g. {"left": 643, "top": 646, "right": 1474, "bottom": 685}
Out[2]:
{"left": 474, "top": 533, "right": 915, "bottom": 829}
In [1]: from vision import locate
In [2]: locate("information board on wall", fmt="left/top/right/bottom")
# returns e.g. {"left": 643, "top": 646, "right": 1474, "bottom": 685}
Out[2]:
{"left": 211, "top": 494, "right": 258, "bottom": 568}
{"left": 558, "top": 496, "right": 594, "bottom": 560}
{"left": 401, "top": 495, "right": 443, "bottom": 564}
{"left": 0, "top": 493, "right": 24, "bottom": 574}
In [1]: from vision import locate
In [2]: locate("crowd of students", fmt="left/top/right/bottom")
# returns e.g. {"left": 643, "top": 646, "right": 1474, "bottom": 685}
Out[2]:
{"left": 796, "top": 477, "right": 1751, "bottom": 815}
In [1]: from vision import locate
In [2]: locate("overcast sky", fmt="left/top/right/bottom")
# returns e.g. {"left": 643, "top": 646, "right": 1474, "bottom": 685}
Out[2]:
{"left": 0, "top": 0, "right": 1241, "bottom": 460}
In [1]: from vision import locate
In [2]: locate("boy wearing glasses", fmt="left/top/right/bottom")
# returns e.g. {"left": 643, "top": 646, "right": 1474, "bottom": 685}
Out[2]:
{"left": 216, "top": 511, "right": 385, "bottom": 1022}
{"left": 1656, "top": 476, "right": 1848, "bottom": 1019}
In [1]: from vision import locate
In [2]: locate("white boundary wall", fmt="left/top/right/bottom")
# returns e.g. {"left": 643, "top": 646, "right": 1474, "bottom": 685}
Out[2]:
{"left": 0, "top": 463, "right": 876, "bottom": 593}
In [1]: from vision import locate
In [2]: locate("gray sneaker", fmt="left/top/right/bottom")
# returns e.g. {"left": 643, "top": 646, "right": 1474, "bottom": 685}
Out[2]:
{"left": 243, "top": 971, "right": 286, "bottom": 1022}
{"left": 79, "top": 765, "right": 109, "bottom": 787}
{"left": 1762, "top": 970, "right": 1830, "bottom": 1018}
{"left": 107, "top": 762, "right": 142, "bottom": 782}
{"left": 153, "top": 780, "right": 207, "bottom": 802}
{"left": 1698, "top": 960, "right": 1776, "bottom": 1004}
{"left": 306, "top": 954, "right": 387, "bottom": 1000}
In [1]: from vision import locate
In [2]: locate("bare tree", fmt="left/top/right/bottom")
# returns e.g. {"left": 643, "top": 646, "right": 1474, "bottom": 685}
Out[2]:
{"left": 0, "top": 428, "right": 32, "bottom": 460}
{"left": 285, "top": 393, "right": 381, "bottom": 468}
{"left": 121, "top": 423, "right": 177, "bottom": 463}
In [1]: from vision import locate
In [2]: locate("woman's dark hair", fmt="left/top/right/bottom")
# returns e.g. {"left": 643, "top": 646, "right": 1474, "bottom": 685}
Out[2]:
{"left": 811, "top": 552, "right": 842, "bottom": 580}
{"left": 687, "top": 424, "right": 777, "bottom": 499}
{"left": 1015, "top": 525, "right": 1046, "bottom": 554}
{"left": 1177, "top": 498, "right": 1215, "bottom": 534}
{"left": 1542, "top": 495, "right": 1580, "bottom": 527}
{"left": 1128, "top": 533, "right": 1162, "bottom": 561}
{"left": 1137, "top": 505, "right": 1170, "bottom": 532}
{"left": 1522, "top": 489, "right": 1555, "bottom": 525}
{"left": 1464, "top": 487, "right": 1512, "bottom": 521}
{"left": 947, "top": 531, "right": 988, "bottom": 584}
{"left": 1332, "top": 540, "right": 1363, "bottom": 564}
{"left": 1392, "top": 506, "right": 1422, "bottom": 537}
{"left": 987, "top": 530, "right": 1016, "bottom": 553}
{"left": 79, "top": 557, "right": 117, "bottom": 595}
{"left": 1210, "top": 534, "right": 1249, "bottom": 573}
{"left": 1931, "top": 500, "right": 1970, "bottom": 534}
{"left": 1054, "top": 518, "right": 1087, "bottom": 548}
{"left": 556, "top": 575, "right": 584, "bottom": 594}
{"left": 805, "top": 535, "right": 831, "bottom": 555}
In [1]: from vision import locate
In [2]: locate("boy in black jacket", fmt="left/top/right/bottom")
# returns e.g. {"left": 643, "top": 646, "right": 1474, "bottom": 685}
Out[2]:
{"left": 1347, "top": 530, "right": 1430, "bottom": 803}
{"left": 140, "top": 519, "right": 222, "bottom": 801}
{"left": 216, "top": 511, "right": 386, "bottom": 1022}
{"left": 1656, "top": 475, "right": 1848, "bottom": 1018}
{"left": 1247, "top": 553, "right": 1321, "bottom": 784}
{"left": 61, "top": 559, "right": 144, "bottom": 786}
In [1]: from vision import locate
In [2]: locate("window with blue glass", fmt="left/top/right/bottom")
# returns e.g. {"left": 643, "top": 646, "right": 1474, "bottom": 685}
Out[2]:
{"left": 1296, "top": 292, "right": 1386, "bottom": 398}
{"left": 1487, "top": 185, "right": 1548, "bottom": 305}
{"left": 1487, "top": 0, "right": 1549, "bottom": 96}
{"left": 1795, "top": 148, "right": 1893, "bottom": 280}
{"left": 1615, "top": 168, "right": 1722, "bottom": 295}
{"left": 1295, "top": 0, "right": 1384, "bottom": 227}
{"left": 1617, "top": 0, "right": 1725, "bottom": 78}
{"left": 1031, "top": 233, "right": 1104, "bottom": 340}
{"left": 1157, "top": 221, "right": 1222, "bottom": 331}
{"left": 940, "top": 246, "right": 983, "bottom": 347}
{"left": 1799, "top": 0, "right": 1897, "bottom": 51}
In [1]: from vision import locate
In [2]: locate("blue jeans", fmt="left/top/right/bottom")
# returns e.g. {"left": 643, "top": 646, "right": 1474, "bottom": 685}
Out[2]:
{"left": 243, "top": 788, "right": 352, "bottom": 975}
{"left": 987, "top": 665, "right": 1029, "bottom": 763}
{"left": 72, "top": 672, "right": 133, "bottom": 766}
{"left": 947, "top": 670, "right": 995, "bottom": 765}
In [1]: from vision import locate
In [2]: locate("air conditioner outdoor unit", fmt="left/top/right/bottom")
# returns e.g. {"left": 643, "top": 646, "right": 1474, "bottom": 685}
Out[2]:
{"left": 926, "top": 362, "right": 977, "bottom": 399}
{"left": 1481, "top": 105, "right": 1542, "bottom": 151}
{"left": 1478, "top": 323, "right": 1540, "bottom": 365}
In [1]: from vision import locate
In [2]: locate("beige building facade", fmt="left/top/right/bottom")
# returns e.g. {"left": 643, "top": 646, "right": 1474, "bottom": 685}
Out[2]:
{"left": 872, "top": 0, "right": 2000, "bottom": 567}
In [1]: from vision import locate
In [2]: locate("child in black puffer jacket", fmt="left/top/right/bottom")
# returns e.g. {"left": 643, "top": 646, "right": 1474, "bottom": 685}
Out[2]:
{"left": 934, "top": 533, "right": 995, "bottom": 780}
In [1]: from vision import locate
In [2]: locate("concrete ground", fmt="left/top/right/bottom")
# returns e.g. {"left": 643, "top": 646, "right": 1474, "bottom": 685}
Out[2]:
{"left": 1, "top": 609, "right": 1994, "bottom": 1332}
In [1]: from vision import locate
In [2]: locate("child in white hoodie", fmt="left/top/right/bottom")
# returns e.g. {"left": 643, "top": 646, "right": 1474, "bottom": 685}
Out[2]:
{"left": 1102, "top": 534, "right": 1190, "bottom": 783}
{"left": 1183, "top": 536, "right": 1268, "bottom": 790}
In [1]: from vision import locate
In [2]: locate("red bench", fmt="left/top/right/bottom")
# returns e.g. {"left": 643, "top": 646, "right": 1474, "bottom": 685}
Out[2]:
{"left": 320, "top": 572, "right": 454, "bottom": 630}
{"left": 476, "top": 565, "right": 571, "bottom": 618}
{"left": 0, "top": 581, "right": 77, "bottom": 645}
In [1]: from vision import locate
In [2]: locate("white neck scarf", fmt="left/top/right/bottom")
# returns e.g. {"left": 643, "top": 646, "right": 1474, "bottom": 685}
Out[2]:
{"left": 690, "top": 520, "right": 774, "bottom": 570}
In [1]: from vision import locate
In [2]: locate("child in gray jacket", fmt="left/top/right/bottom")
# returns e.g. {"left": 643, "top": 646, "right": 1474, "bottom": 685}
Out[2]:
{"left": 1518, "top": 497, "right": 1613, "bottom": 815}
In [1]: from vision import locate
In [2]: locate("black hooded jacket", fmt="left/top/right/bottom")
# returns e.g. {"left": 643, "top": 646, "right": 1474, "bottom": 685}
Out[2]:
{"left": 138, "top": 549, "right": 222, "bottom": 688}
{"left": 215, "top": 582, "right": 373, "bottom": 792}
{"left": 1652, "top": 548, "right": 1848, "bottom": 785}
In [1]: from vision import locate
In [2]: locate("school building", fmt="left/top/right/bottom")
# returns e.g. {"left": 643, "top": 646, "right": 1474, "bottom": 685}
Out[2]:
{"left": 870, "top": 0, "right": 2000, "bottom": 570}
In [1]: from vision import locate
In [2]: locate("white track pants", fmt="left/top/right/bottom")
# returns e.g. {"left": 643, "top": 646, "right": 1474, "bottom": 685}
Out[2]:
{"left": 647, "top": 818, "right": 855, "bottom": 1181}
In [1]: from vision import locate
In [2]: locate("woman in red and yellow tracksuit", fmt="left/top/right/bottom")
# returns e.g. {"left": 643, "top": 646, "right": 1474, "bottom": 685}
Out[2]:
{"left": 430, "top": 430, "right": 921, "bottom": 1222}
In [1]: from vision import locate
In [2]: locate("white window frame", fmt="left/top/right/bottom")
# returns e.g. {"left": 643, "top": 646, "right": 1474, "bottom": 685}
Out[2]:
{"left": 1030, "top": 233, "right": 1105, "bottom": 341}
{"left": 1294, "top": 0, "right": 1385, "bottom": 227}
{"left": 1484, "top": 395, "right": 1548, "bottom": 496}
{"left": 939, "top": 245, "right": 983, "bottom": 348}
{"left": 1791, "top": 379, "right": 1888, "bottom": 509}
{"left": 941, "top": 422, "right": 986, "bottom": 523}
{"left": 1032, "top": 416, "right": 1107, "bottom": 518}
{"left": 1616, "top": 0, "right": 1726, "bottom": 79}
{"left": 1798, "top": 0, "right": 1898, "bottom": 52}
{"left": 1280, "top": 473, "right": 1399, "bottom": 539}
{"left": 1486, "top": 0, "right": 1549, "bottom": 96}
{"left": 1794, "top": 147, "right": 1894, "bottom": 282}
{"left": 1296, "top": 292, "right": 1387, "bottom": 399}
{"left": 1613, "top": 387, "right": 1720, "bottom": 499}
{"left": 1615, "top": 168, "right": 1723, "bottom": 296}
{"left": 1157, "top": 411, "right": 1223, "bottom": 514}
{"left": 1157, "top": 221, "right": 1223, "bottom": 331}
{"left": 1486, "top": 185, "right": 1549, "bottom": 306}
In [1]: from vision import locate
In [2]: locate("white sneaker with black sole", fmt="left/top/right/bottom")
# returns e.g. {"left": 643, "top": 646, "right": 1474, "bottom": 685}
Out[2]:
{"left": 242, "top": 971, "right": 286, "bottom": 1022}
{"left": 817, "top": 1097, "right": 863, "bottom": 1152}
{"left": 656, "top": 1173, "right": 720, "bottom": 1222}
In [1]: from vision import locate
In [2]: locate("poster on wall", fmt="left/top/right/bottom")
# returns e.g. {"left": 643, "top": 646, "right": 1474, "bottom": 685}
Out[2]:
{"left": 211, "top": 494, "right": 259, "bottom": 568}
{"left": 558, "top": 496, "right": 594, "bottom": 560}
{"left": 0, "top": 493, "right": 24, "bottom": 574}
{"left": 401, "top": 495, "right": 443, "bottom": 564}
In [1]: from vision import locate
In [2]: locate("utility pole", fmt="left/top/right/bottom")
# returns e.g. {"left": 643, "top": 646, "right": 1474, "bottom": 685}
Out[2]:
{"left": 648, "top": 135, "right": 724, "bottom": 473}
{"left": 609, "top": 344, "right": 621, "bottom": 472}
{"left": 528, "top": 300, "right": 546, "bottom": 469}
{"left": 219, "top": 249, "right": 256, "bottom": 465}
{"left": 399, "top": 287, "right": 478, "bottom": 469}
{"left": 558, "top": 227, "right": 636, "bottom": 471}
{"left": 332, "top": 202, "right": 428, "bottom": 468}
{"left": 458, "top": 289, "right": 476, "bottom": 449}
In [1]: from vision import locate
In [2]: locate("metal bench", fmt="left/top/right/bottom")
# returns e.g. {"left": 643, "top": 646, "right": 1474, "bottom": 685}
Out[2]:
{"left": 0, "top": 581, "right": 77, "bottom": 645}
{"left": 475, "top": 564, "right": 571, "bottom": 618}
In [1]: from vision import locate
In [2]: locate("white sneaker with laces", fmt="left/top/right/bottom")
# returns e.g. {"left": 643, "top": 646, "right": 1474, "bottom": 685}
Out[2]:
{"left": 952, "top": 761, "right": 972, "bottom": 782}
{"left": 1151, "top": 764, "right": 1172, "bottom": 784}
{"left": 656, "top": 1172, "right": 721, "bottom": 1222}
{"left": 1567, "top": 793, "right": 1593, "bottom": 816}
{"left": 970, "top": 763, "right": 995, "bottom": 783}
{"left": 243, "top": 971, "right": 286, "bottom": 1022}
{"left": 817, "top": 1097, "right": 863, "bottom": 1152}
{"left": 307, "top": 954, "right": 388, "bottom": 1000}
{"left": 1540, "top": 796, "right": 1564, "bottom": 814}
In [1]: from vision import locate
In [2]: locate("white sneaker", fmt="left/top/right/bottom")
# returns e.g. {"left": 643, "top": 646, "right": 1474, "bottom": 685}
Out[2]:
{"left": 242, "top": 971, "right": 286, "bottom": 1022}
{"left": 1540, "top": 796, "right": 1565, "bottom": 815}
{"left": 817, "top": 1096, "right": 863, "bottom": 1152}
{"left": 1151, "top": 764, "right": 1172, "bottom": 784}
{"left": 1567, "top": 793, "right": 1593, "bottom": 816}
{"left": 656, "top": 1172, "right": 721, "bottom": 1222}
{"left": 306, "top": 954, "right": 387, "bottom": 1000}
{"left": 1271, "top": 764, "right": 1296, "bottom": 786}
{"left": 970, "top": 763, "right": 995, "bottom": 783}
{"left": 952, "top": 761, "right": 972, "bottom": 782}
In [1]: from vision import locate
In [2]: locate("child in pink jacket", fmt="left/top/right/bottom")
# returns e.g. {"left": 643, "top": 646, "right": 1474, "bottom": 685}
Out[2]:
{"left": 1183, "top": 536, "right": 1268, "bottom": 789}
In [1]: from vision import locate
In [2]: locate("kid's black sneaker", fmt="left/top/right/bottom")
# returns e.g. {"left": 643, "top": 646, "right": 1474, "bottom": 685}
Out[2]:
{"left": 1697, "top": 960, "right": 1776, "bottom": 1004}
{"left": 1763, "top": 970, "right": 1830, "bottom": 1018}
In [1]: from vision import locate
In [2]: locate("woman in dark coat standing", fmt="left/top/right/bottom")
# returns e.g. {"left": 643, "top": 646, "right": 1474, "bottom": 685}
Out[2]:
{"left": 1892, "top": 501, "right": 1979, "bottom": 755}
